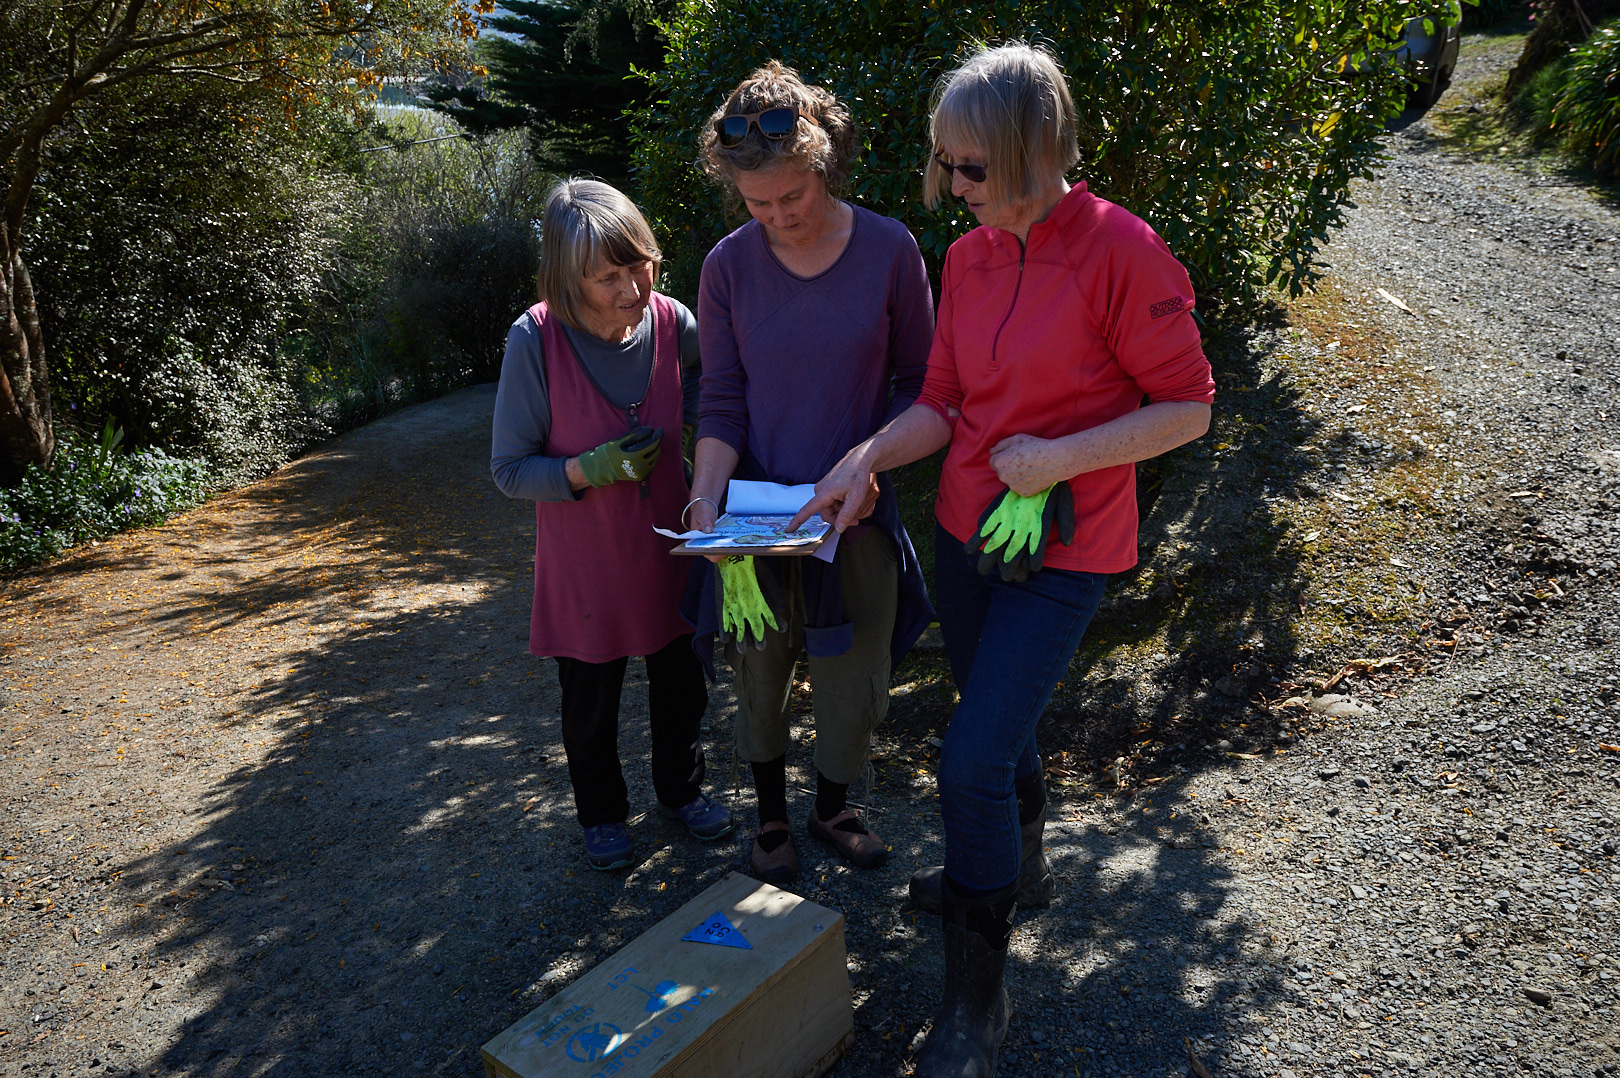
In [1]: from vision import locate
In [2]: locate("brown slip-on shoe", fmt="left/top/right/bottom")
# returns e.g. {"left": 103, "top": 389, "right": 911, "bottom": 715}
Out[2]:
{"left": 750, "top": 822, "right": 797, "bottom": 885}
{"left": 806, "top": 808, "right": 889, "bottom": 869}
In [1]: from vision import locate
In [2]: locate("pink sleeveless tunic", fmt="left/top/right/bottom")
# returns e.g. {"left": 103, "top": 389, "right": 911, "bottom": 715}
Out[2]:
{"left": 527, "top": 293, "right": 692, "bottom": 662}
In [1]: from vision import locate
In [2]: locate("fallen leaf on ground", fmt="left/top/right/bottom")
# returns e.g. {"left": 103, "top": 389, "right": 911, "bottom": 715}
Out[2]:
{"left": 1377, "top": 287, "right": 1416, "bottom": 314}
{"left": 1185, "top": 1036, "right": 1215, "bottom": 1078}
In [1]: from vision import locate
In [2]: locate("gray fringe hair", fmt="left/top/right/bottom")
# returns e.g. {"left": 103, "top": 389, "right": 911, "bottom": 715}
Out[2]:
{"left": 536, "top": 179, "right": 662, "bottom": 329}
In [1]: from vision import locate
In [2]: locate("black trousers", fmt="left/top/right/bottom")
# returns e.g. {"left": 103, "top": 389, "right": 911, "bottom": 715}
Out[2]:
{"left": 554, "top": 633, "right": 708, "bottom": 828}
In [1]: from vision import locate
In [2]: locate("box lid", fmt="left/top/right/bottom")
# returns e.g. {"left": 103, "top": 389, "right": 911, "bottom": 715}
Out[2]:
{"left": 482, "top": 872, "right": 845, "bottom": 1078}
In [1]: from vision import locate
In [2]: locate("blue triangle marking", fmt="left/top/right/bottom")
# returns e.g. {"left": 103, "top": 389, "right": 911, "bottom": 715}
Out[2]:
{"left": 680, "top": 910, "right": 752, "bottom": 949}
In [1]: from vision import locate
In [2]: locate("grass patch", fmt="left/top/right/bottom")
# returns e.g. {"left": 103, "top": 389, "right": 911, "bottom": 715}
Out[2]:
{"left": 1425, "top": 27, "right": 1620, "bottom": 189}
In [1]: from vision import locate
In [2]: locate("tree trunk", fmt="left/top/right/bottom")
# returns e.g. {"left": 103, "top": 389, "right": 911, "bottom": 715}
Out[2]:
{"left": 0, "top": 225, "right": 54, "bottom": 485}
{"left": 3, "top": 103, "right": 70, "bottom": 486}
{"left": 1506, "top": 0, "right": 1620, "bottom": 94}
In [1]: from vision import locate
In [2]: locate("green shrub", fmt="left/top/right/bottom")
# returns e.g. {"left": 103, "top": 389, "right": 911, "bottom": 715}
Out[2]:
{"left": 29, "top": 80, "right": 350, "bottom": 486}
{"left": 634, "top": 0, "right": 1433, "bottom": 311}
{"left": 303, "top": 117, "right": 545, "bottom": 418}
{"left": 1508, "top": 0, "right": 1620, "bottom": 94}
{"left": 1462, "top": 0, "right": 1527, "bottom": 30}
{"left": 1508, "top": 52, "right": 1572, "bottom": 135}
{"left": 0, "top": 427, "right": 210, "bottom": 574}
{"left": 30, "top": 90, "right": 545, "bottom": 490}
{"left": 1551, "top": 19, "right": 1620, "bottom": 176}
{"left": 425, "top": 0, "right": 669, "bottom": 186}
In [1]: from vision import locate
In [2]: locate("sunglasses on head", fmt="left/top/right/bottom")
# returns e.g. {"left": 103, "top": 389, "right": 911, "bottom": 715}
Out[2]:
{"left": 715, "top": 107, "right": 802, "bottom": 148}
{"left": 933, "top": 153, "right": 988, "bottom": 184}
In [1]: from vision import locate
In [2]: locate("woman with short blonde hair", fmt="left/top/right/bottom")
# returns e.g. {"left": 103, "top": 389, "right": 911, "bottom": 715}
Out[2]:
{"left": 922, "top": 43, "right": 1080, "bottom": 211}
{"left": 685, "top": 62, "right": 936, "bottom": 887}
{"left": 491, "top": 178, "right": 732, "bottom": 872}
{"left": 794, "top": 43, "right": 1215, "bottom": 1074}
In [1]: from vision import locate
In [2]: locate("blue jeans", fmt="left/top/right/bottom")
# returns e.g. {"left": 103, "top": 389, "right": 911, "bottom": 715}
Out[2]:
{"left": 932, "top": 520, "right": 1107, "bottom": 893}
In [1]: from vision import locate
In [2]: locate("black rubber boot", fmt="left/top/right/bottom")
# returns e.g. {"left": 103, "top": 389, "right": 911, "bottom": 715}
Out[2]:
{"left": 909, "top": 771, "right": 1053, "bottom": 914}
{"left": 913, "top": 879, "right": 1015, "bottom": 1077}
{"left": 1011, "top": 769, "right": 1055, "bottom": 905}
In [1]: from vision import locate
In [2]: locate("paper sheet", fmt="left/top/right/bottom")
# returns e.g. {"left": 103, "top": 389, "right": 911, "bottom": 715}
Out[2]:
{"left": 655, "top": 479, "right": 840, "bottom": 562}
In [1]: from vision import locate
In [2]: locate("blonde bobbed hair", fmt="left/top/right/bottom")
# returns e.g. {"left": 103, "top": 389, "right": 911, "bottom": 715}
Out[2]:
{"left": 924, "top": 43, "right": 1080, "bottom": 211}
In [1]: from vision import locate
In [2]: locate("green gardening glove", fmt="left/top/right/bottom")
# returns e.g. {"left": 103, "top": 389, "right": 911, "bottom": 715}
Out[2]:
{"left": 575, "top": 426, "right": 662, "bottom": 488}
{"left": 965, "top": 483, "right": 1077, "bottom": 583}
{"left": 716, "top": 555, "right": 783, "bottom": 651}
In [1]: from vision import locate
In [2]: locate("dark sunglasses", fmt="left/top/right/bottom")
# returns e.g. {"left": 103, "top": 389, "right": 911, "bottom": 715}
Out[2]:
{"left": 716, "top": 107, "right": 801, "bottom": 148}
{"left": 933, "top": 153, "right": 988, "bottom": 184}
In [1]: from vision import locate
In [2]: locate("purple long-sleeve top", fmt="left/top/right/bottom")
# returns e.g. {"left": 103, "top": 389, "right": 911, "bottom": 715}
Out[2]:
{"left": 696, "top": 205, "right": 934, "bottom": 483}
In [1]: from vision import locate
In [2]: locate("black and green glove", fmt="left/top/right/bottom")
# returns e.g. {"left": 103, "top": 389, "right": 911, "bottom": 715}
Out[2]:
{"left": 576, "top": 426, "right": 662, "bottom": 488}
{"left": 716, "top": 555, "right": 784, "bottom": 651}
{"left": 965, "top": 483, "right": 1076, "bottom": 583}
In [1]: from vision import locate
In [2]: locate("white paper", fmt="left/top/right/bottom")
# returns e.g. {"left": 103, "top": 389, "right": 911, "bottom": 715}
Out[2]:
{"left": 724, "top": 480, "right": 818, "bottom": 515}
{"left": 654, "top": 479, "right": 836, "bottom": 554}
{"left": 812, "top": 528, "right": 840, "bottom": 564}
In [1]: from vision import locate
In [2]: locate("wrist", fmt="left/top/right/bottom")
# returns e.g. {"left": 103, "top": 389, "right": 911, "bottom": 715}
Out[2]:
{"left": 689, "top": 471, "right": 727, "bottom": 506}
{"left": 682, "top": 496, "right": 719, "bottom": 529}
{"left": 575, "top": 445, "right": 617, "bottom": 488}
{"left": 844, "top": 438, "right": 883, "bottom": 476}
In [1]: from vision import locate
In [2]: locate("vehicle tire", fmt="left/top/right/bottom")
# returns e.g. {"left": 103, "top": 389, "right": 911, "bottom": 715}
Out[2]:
{"left": 1422, "top": 75, "right": 1442, "bottom": 108}
{"left": 1411, "top": 69, "right": 1446, "bottom": 110}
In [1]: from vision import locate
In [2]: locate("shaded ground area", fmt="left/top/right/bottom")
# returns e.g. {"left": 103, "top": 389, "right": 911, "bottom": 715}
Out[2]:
{"left": 0, "top": 383, "right": 1268, "bottom": 1078}
{"left": 3, "top": 30, "right": 1620, "bottom": 1078}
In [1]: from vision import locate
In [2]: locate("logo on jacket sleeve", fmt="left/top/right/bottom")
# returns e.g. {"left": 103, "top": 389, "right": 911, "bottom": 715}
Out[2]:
{"left": 1149, "top": 295, "right": 1188, "bottom": 319}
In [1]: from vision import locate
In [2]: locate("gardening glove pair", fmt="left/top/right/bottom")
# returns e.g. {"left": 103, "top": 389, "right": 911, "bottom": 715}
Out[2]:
{"left": 965, "top": 482, "right": 1076, "bottom": 583}
{"left": 575, "top": 425, "right": 662, "bottom": 488}
{"left": 716, "top": 555, "right": 783, "bottom": 651}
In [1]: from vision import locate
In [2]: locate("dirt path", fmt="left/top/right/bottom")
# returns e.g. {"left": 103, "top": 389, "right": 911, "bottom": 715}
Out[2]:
{"left": 0, "top": 386, "right": 611, "bottom": 1076}
{"left": 4, "top": 32, "right": 1620, "bottom": 1078}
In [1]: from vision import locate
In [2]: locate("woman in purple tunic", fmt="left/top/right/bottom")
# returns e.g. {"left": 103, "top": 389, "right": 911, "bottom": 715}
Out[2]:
{"left": 490, "top": 180, "right": 732, "bottom": 871}
{"left": 685, "top": 63, "right": 935, "bottom": 884}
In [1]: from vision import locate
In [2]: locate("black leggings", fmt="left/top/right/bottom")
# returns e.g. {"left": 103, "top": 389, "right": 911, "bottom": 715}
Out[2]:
{"left": 554, "top": 634, "right": 708, "bottom": 828}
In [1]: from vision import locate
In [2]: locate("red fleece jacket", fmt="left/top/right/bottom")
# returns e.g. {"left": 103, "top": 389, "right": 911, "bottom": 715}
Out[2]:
{"left": 917, "top": 182, "right": 1216, "bottom": 574}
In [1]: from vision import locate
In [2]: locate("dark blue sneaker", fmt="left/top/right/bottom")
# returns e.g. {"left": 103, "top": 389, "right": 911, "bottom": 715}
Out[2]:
{"left": 582, "top": 822, "right": 632, "bottom": 870}
{"left": 658, "top": 792, "right": 734, "bottom": 841}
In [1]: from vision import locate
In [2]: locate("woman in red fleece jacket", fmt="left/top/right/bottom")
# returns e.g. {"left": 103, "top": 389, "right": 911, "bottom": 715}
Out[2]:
{"left": 793, "top": 42, "right": 1215, "bottom": 1077}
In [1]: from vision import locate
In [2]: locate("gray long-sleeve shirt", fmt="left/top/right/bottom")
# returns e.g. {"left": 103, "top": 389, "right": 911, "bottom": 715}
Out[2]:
{"left": 490, "top": 298, "right": 700, "bottom": 502}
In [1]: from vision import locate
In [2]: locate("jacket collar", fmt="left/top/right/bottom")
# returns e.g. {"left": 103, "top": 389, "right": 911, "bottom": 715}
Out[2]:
{"left": 987, "top": 180, "right": 1092, "bottom": 256}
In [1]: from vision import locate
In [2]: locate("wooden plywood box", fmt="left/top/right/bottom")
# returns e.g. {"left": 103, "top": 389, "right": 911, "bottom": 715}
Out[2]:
{"left": 482, "top": 872, "right": 853, "bottom": 1078}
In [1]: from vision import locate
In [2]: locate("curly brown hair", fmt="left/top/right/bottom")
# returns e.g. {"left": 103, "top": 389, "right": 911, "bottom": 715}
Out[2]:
{"left": 698, "top": 61, "right": 855, "bottom": 198}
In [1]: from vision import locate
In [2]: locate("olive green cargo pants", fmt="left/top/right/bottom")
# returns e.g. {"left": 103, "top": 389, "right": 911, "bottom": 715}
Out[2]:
{"left": 723, "top": 530, "right": 898, "bottom": 784}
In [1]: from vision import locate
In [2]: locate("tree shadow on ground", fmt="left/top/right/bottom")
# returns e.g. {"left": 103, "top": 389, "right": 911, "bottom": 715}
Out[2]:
{"left": 111, "top": 608, "right": 752, "bottom": 1078}
{"left": 1, "top": 388, "right": 751, "bottom": 1077}
{"left": 829, "top": 314, "right": 1327, "bottom": 1075}
{"left": 1040, "top": 315, "right": 1323, "bottom": 785}
{"left": 832, "top": 767, "right": 1283, "bottom": 1078}
{"left": 6, "top": 330, "right": 1334, "bottom": 1078}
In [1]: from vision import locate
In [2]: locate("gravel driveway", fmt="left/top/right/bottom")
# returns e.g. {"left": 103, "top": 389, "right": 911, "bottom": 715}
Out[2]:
{"left": 3, "top": 31, "right": 1618, "bottom": 1078}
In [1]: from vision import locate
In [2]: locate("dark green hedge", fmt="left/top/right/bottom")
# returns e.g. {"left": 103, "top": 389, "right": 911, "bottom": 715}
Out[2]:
{"left": 632, "top": 0, "right": 1435, "bottom": 311}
